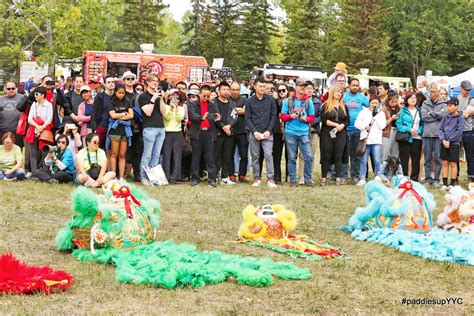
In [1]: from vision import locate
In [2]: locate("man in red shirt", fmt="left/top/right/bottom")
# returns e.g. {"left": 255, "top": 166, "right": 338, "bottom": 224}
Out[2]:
{"left": 187, "top": 85, "right": 220, "bottom": 187}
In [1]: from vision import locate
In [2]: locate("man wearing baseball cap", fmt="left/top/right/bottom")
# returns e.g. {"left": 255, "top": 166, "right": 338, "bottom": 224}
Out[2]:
{"left": 89, "top": 75, "right": 104, "bottom": 99}
{"left": 458, "top": 80, "right": 474, "bottom": 182}
{"left": 280, "top": 77, "right": 316, "bottom": 187}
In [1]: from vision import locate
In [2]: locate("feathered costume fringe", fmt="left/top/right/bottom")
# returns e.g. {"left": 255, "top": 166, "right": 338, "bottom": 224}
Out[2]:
{"left": 71, "top": 241, "right": 311, "bottom": 288}
{"left": 350, "top": 228, "right": 474, "bottom": 265}
{"left": 0, "top": 253, "right": 73, "bottom": 294}
{"left": 56, "top": 184, "right": 311, "bottom": 288}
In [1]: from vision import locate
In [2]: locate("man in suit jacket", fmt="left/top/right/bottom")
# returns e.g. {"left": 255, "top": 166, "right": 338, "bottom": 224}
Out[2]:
{"left": 187, "top": 85, "right": 220, "bottom": 187}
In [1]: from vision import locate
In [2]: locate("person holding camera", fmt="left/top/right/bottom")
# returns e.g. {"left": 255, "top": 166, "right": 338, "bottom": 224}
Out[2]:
{"left": 162, "top": 89, "right": 186, "bottom": 184}
{"left": 62, "top": 119, "right": 82, "bottom": 157}
{"left": 75, "top": 133, "right": 115, "bottom": 187}
{"left": 280, "top": 78, "right": 316, "bottom": 187}
{"left": 31, "top": 134, "right": 75, "bottom": 183}
{"left": 138, "top": 73, "right": 166, "bottom": 186}
{"left": 188, "top": 85, "right": 219, "bottom": 187}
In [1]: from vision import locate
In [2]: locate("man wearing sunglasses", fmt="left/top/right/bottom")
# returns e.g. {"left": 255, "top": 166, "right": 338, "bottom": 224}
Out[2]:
{"left": 122, "top": 71, "right": 137, "bottom": 101}
{"left": 0, "top": 82, "right": 26, "bottom": 147}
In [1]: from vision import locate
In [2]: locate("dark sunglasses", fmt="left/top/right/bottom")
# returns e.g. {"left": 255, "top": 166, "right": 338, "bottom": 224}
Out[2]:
{"left": 278, "top": 89, "right": 287, "bottom": 93}
{"left": 124, "top": 77, "right": 135, "bottom": 81}
{"left": 189, "top": 95, "right": 199, "bottom": 98}
{"left": 91, "top": 140, "right": 99, "bottom": 145}
{"left": 34, "top": 92, "right": 43, "bottom": 96}
{"left": 135, "top": 88, "right": 143, "bottom": 92}
{"left": 6, "top": 87, "right": 15, "bottom": 91}
{"left": 57, "top": 141, "right": 67, "bottom": 144}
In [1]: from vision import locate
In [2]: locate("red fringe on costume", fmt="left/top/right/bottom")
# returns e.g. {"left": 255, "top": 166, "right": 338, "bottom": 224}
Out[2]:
{"left": 0, "top": 253, "right": 73, "bottom": 294}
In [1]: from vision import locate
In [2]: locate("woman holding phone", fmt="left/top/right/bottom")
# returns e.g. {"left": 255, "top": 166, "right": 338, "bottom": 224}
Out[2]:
{"left": 319, "top": 84, "right": 350, "bottom": 186}
{"left": 162, "top": 89, "right": 186, "bottom": 183}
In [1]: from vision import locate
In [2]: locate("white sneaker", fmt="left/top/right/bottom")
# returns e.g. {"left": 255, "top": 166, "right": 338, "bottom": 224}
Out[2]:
{"left": 141, "top": 179, "right": 152, "bottom": 186}
{"left": 267, "top": 180, "right": 277, "bottom": 188}
{"left": 357, "top": 179, "right": 366, "bottom": 186}
{"left": 252, "top": 179, "right": 261, "bottom": 187}
{"left": 441, "top": 185, "right": 448, "bottom": 191}
{"left": 25, "top": 172, "right": 32, "bottom": 179}
{"left": 221, "top": 177, "right": 235, "bottom": 185}
{"left": 299, "top": 177, "right": 305, "bottom": 185}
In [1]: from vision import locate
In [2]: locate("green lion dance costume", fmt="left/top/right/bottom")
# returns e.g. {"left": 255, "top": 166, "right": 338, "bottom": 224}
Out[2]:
{"left": 56, "top": 182, "right": 311, "bottom": 288}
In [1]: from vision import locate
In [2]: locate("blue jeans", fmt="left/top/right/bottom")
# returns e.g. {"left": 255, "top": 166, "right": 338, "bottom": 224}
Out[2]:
{"left": 285, "top": 134, "right": 313, "bottom": 182}
{"left": 140, "top": 127, "right": 166, "bottom": 179}
{"left": 346, "top": 130, "right": 362, "bottom": 180}
{"left": 0, "top": 168, "right": 26, "bottom": 180}
{"left": 359, "top": 144, "right": 382, "bottom": 180}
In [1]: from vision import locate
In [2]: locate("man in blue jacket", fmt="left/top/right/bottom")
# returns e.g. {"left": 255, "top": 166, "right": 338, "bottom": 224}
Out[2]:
{"left": 342, "top": 78, "right": 368, "bottom": 183}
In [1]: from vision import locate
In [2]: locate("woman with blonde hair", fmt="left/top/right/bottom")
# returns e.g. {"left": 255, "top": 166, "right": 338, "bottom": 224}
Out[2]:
{"left": 319, "top": 84, "right": 350, "bottom": 186}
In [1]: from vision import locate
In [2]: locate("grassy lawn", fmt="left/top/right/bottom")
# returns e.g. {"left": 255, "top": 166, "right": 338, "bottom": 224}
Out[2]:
{"left": 0, "top": 179, "right": 472, "bottom": 314}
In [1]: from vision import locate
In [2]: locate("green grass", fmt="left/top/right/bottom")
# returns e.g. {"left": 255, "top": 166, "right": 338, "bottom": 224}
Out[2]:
{"left": 0, "top": 180, "right": 473, "bottom": 314}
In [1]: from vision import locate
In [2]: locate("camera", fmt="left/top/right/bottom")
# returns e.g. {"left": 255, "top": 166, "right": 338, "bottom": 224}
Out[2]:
{"left": 66, "top": 123, "right": 77, "bottom": 130}
{"left": 207, "top": 113, "right": 217, "bottom": 120}
{"left": 42, "top": 145, "right": 57, "bottom": 154}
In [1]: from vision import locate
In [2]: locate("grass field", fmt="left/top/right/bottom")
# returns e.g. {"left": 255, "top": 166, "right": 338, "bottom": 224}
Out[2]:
{"left": 0, "top": 179, "right": 473, "bottom": 314}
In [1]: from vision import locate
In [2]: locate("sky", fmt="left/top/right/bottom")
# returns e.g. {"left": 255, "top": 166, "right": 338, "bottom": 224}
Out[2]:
{"left": 162, "top": 0, "right": 286, "bottom": 22}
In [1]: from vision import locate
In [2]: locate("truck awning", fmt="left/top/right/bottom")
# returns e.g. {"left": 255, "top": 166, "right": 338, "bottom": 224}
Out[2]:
{"left": 107, "top": 55, "right": 141, "bottom": 64}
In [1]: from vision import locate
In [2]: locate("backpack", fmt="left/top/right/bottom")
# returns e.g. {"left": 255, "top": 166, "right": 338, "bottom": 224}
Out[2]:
{"left": 288, "top": 96, "right": 310, "bottom": 114}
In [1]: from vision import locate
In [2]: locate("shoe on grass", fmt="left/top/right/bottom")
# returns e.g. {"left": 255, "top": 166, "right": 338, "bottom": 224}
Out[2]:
{"left": 141, "top": 178, "right": 152, "bottom": 186}
{"left": 252, "top": 179, "right": 261, "bottom": 187}
{"left": 357, "top": 179, "right": 366, "bottom": 186}
{"left": 221, "top": 177, "right": 235, "bottom": 185}
{"left": 191, "top": 180, "right": 199, "bottom": 186}
{"left": 299, "top": 177, "right": 304, "bottom": 185}
{"left": 208, "top": 181, "right": 217, "bottom": 188}
{"left": 267, "top": 179, "right": 277, "bottom": 188}
{"left": 239, "top": 176, "right": 249, "bottom": 183}
{"left": 305, "top": 179, "right": 315, "bottom": 187}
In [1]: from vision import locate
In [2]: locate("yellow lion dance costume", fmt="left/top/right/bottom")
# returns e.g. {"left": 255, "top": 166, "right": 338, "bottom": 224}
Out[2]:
{"left": 237, "top": 205, "right": 345, "bottom": 260}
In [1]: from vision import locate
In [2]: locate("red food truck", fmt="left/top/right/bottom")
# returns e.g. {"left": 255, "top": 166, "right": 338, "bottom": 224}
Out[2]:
{"left": 82, "top": 50, "right": 212, "bottom": 83}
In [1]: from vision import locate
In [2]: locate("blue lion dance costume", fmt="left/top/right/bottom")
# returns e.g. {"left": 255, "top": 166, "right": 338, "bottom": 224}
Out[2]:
{"left": 342, "top": 176, "right": 474, "bottom": 265}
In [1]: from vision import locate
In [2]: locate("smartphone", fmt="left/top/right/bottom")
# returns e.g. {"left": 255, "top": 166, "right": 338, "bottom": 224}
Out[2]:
{"left": 329, "top": 128, "right": 337, "bottom": 139}
{"left": 46, "top": 80, "right": 56, "bottom": 86}
{"left": 208, "top": 113, "right": 217, "bottom": 120}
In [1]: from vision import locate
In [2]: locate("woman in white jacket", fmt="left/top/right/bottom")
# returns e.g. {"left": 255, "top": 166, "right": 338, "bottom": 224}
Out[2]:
{"left": 354, "top": 96, "right": 387, "bottom": 186}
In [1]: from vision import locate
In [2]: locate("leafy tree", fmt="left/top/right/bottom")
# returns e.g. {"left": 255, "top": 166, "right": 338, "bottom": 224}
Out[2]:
{"left": 155, "top": 11, "right": 185, "bottom": 55}
{"left": 181, "top": 0, "right": 208, "bottom": 56}
{"left": 281, "top": 0, "right": 325, "bottom": 67}
{"left": 333, "top": 0, "right": 388, "bottom": 75}
{"left": 384, "top": 0, "right": 473, "bottom": 81}
{"left": 237, "top": 0, "right": 276, "bottom": 77}
{"left": 109, "top": 0, "right": 167, "bottom": 52}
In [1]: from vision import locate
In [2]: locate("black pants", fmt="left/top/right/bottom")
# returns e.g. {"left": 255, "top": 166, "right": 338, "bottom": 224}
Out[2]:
{"left": 214, "top": 134, "right": 234, "bottom": 178}
{"left": 163, "top": 131, "right": 183, "bottom": 181}
{"left": 320, "top": 129, "right": 347, "bottom": 178}
{"left": 32, "top": 169, "right": 73, "bottom": 183}
{"left": 126, "top": 131, "right": 143, "bottom": 181}
{"left": 399, "top": 139, "right": 422, "bottom": 181}
{"left": 272, "top": 133, "right": 284, "bottom": 182}
{"left": 232, "top": 133, "right": 249, "bottom": 177}
{"left": 463, "top": 131, "right": 474, "bottom": 180}
{"left": 191, "top": 130, "right": 216, "bottom": 182}
{"left": 29, "top": 139, "right": 44, "bottom": 172}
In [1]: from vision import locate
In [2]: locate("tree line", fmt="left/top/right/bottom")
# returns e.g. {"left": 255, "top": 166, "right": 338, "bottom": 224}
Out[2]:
{"left": 1, "top": 0, "right": 472, "bottom": 84}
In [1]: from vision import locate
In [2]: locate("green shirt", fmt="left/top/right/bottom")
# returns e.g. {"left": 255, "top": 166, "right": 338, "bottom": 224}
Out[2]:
{"left": 0, "top": 145, "right": 23, "bottom": 170}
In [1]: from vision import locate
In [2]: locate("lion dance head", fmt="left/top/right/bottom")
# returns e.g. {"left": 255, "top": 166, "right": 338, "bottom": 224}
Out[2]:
{"left": 238, "top": 204, "right": 297, "bottom": 240}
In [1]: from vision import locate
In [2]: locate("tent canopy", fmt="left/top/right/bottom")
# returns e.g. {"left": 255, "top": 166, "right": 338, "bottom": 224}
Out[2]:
{"left": 449, "top": 68, "right": 474, "bottom": 87}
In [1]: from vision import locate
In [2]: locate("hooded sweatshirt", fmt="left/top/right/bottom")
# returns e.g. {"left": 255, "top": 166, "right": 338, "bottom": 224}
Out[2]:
{"left": 439, "top": 111, "right": 465, "bottom": 145}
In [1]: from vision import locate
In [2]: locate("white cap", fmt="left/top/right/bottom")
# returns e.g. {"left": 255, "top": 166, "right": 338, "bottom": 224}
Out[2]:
{"left": 79, "top": 85, "right": 91, "bottom": 93}
{"left": 122, "top": 71, "right": 137, "bottom": 79}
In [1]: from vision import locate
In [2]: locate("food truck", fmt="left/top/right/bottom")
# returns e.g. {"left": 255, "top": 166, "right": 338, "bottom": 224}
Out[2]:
{"left": 82, "top": 50, "right": 212, "bottom": 83}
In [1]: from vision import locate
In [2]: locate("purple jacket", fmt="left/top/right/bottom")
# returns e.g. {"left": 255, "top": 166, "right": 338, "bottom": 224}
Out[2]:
{"left": 439, "top": 112, "right": 465, "bottom": 145}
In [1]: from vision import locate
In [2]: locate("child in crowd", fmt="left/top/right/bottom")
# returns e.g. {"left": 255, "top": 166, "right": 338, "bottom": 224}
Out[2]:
{"left": 439, "top": 97, "right": 465, "bottom": 190}
{"left": 375, "top": 156, "right": 403, "bottom": 185}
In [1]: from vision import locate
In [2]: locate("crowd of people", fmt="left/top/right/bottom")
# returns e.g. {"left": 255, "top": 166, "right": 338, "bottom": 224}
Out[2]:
{"left": 1, "top": 62, "right": 473, "bottom": 190}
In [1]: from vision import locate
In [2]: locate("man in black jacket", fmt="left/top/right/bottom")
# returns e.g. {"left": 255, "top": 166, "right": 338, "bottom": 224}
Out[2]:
{"left": 90, "top": 76, "right": 115, "bottom": 149}
{"left": 212, "top": 82, "right": 237, "bottom": 184}
{"left": 229, "top": 82, "right": 248, "bottom": 182}
{"left": 245, "top": 77, "right": 277, "bottom": 188}
{"left": 188, "top": 85, "right": 220, "bottom": 187}
{"left": 63, "top": 75, "right": 84, "bottom": 121}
